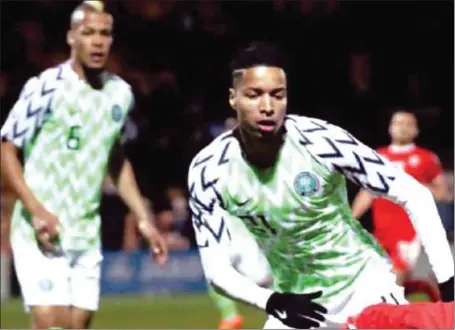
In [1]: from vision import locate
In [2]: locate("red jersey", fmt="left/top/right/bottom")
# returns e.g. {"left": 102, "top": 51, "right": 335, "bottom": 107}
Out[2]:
{"left": 372, "top": 144, "right": 442, "bottom": 243}
{"left": 343, "top": 301, "right": 454, "bottom": 329}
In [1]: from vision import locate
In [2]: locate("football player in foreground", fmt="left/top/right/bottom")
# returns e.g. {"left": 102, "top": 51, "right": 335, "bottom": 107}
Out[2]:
{"left": 187, "top": 41, "right": 454, "bottom": 329}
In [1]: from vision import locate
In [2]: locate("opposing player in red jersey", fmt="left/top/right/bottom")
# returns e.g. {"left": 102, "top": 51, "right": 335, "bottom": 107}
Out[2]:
{"left": 352, "top": 110, "right": 448, "bottom": 299}
{"left": 343, "top": 301, "right": 454, "bottom": 329}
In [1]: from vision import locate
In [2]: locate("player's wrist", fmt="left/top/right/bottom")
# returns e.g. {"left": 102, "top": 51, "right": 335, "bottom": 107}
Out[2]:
{"left": 253, "top": 287, "right": 274, "bottom": 311}
{"left": 22, "top": 195, "right": 43, "bottom": 215}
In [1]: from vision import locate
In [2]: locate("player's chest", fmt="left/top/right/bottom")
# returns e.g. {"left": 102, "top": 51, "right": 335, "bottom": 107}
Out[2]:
{"left": 384, "top": 153, "right": 425, "bottom": 179}
{"left": 225, "top": 143, "right": 337, "bottom": 229}
{"left": 47, "top": 83, "right": 125, "bottom": 149}
{"left": 55, "top": 83, "right": 124, "bottom": 126}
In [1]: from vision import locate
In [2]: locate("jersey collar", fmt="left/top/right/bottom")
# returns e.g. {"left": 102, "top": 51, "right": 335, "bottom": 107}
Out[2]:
{"left": 389, "top": 143, "right": 416, "bottom": 153}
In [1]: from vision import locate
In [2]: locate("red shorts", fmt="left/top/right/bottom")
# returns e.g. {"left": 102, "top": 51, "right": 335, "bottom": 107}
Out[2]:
{"left": 343, "top": 301, "right": 454, "bottom": 329}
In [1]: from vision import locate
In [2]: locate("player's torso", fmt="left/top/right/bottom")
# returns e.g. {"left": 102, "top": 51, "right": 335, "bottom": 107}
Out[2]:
{"left": 372, "top": 146, "right": 430, "bottom": 240}
{"left": 13, "top": 64, "right": 131, "bottom": 250}
{"left": 218, "top": 123, "right": 386, "bottom": 299}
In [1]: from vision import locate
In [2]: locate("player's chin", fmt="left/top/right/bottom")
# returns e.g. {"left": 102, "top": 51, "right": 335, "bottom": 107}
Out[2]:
{"left": 257, "top": 128, "right": 280, "bottom": 141}
{"left": 84, "top": 60, "right": 107, "bottom": 70}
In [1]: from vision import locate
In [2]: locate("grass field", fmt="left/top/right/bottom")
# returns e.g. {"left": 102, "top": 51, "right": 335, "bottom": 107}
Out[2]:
{"left": 0, "top": 295, "right": 265, "bottom": 329}
{"left": 1, "top": 293, "right": 428, "bottom": 329}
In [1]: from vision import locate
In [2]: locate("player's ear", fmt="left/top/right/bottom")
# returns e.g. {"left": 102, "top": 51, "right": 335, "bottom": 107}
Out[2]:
{"left": 229, "top": 88, "right": 236, "bottom": 111}
{"left": 67, "top": 30, "right": 75, "bottom": 47}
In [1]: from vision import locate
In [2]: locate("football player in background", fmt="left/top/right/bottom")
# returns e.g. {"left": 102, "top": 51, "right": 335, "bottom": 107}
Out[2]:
{"left": 352, "top": 110, "right": 448, "bottom": 301}
{"left": 0, "top": 1, "right": 167, "bottom": 328}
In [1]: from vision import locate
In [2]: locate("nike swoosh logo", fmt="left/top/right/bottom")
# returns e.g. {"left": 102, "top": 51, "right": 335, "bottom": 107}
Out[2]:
{"left": 275, "top": 310, "right": 287, "bottom": 319}
{"left": 234, "top": 198, "right": 251, "bottom": 207}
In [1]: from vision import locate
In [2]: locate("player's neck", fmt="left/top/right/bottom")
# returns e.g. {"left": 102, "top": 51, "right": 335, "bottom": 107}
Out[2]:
{"left": 70, "top": 60, "right": 104, "bottom": 89}
{"left": 236, "top": 126, "right": 285, "bottom": 169}
{"left": 389, "top": 143, "right": 416, "bottom": 153}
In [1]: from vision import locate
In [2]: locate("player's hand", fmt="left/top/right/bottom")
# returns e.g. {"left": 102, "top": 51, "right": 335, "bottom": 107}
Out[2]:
{"left": 31, "top": 206, "right": 61, "bottom": 251}
{"left": 137, "top": 220, "right": 168, "bottom": 266}
{"left": 438, "top": 276, "right": 454, "bottom": 302}
{"left": 265, "top": 290, "right": 327, "bottom": 328}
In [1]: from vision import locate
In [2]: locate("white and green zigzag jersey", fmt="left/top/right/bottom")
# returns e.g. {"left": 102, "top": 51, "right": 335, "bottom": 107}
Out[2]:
{"left": 188, "top": 115, "right": 404, "bottom": 302}
{"left": 1, "top": 62, "right": 134, "bottom": 251}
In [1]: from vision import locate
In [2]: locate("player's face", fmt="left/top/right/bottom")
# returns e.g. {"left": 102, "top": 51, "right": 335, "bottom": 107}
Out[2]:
{"left": 389, "top": 112, "right": 418, "bottom": 145}
{"left": 70, "top": 11, "right": 113, "bottom": 69}
{"left": 229, "top": 66, "right": 287, "bottom": 140}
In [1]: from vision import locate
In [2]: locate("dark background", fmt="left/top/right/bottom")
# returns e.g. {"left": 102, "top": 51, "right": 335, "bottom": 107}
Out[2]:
{"left": 1, "top": 0, "right": 453, "bottom": 252}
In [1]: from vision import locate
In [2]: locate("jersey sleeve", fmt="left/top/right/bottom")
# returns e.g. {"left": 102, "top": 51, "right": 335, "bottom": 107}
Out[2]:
{"left": 1, "top": 67, "right": 62, "bottom": 149}
{"left": 298, "top": 118, "right": 454, "bottom": 283}
{"left": 424, "top": 151, "right": 443, "bottom": 182}
{"left": 187, "top": 149, "right": 273, "bottom": 310}
{"left": 119, "top": 86, "right": 136, "bottom": 146}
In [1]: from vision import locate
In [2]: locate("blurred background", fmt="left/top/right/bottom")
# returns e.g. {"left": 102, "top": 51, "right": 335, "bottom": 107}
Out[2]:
{"left": 0, "top": 0, "right": 453, "bottom": 328}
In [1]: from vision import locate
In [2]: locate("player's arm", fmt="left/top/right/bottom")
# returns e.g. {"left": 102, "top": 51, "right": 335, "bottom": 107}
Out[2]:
{"left": 107, "top": 141, "right": 150, "bottom": 223}
{"left": 313, "top": 122, "right": 454, "bottom": 299}
{"left": 107, "top": 122, "right": 168, "bottom": 264}
{"left": 351, "top": 189, "right": 374, "bottom": 219}
{"left": 424, "top": 153, "right": 449, "bottom": 202}
{"left": 0, "top": 76, "right": 60, "bottom": 248}
{"left": 122, "top": 211, "right": 139, "bottom": 250}
{"left": 1, "top": 77, "right": 45, "bottom": 213}
{"left": 187, "top": 164, "right": 274, "bottom": 310}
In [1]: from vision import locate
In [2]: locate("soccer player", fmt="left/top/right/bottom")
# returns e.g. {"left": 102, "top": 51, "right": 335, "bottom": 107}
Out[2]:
{"left": 0, "top": 1, "right": 168, "bottom": 329}
{"left": 351, "top": 110, "right": 447, "bottom": 299}
{"left": 187, "top": 41, "right": 454, "bottom": 329}
{"left": 343, "top": 300, "right": 454, "bottom": 328}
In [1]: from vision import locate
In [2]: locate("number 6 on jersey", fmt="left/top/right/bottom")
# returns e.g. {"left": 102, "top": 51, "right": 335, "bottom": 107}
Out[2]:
{"left": 67, "top": 125, "right": 81, "bottom": 150}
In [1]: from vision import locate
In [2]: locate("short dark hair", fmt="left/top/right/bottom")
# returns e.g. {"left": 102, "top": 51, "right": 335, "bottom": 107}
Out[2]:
{"left": 229, "top": 41, "right": 289, "bottom": 74}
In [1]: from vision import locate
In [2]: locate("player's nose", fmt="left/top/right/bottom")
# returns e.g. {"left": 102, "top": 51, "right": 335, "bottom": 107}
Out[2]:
{"left": 259, "top": 94, "right": 274, "bottom": 116}
{"left": 91, "top": 35, "right": 104, "bottom": 47}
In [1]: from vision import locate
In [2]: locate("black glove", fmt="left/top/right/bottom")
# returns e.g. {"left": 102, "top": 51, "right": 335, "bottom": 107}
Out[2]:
{"left": 265, "top": 290, "right": 327, "bottom": 329}
{"left": 438, "top": 276, "right": 454, "bottom": 302}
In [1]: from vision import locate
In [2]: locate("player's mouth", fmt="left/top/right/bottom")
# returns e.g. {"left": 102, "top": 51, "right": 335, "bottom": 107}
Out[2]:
{"left": 90, "top": 52, "right": 105, "bottom": 62}
{"left": 257, "top": 119, "right": 277, "bottom": 133}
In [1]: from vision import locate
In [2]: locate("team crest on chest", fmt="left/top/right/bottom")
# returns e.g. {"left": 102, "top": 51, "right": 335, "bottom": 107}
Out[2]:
{"left": 294, "top": 171, "right": 320, "bottom": 196}
{"left": 111, "top": 104, "right": 123, "bottom": 122}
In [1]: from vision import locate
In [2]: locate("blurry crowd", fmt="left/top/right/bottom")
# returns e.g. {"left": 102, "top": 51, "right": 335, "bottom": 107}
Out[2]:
{"left": 1, "top": 0, "right": 453, "bottom": 253}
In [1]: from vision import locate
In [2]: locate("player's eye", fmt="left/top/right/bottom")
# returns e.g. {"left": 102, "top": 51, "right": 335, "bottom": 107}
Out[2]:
{"left": 81, "top": 29, "right": 94, "bottom": 36}
{"left": 245, "top": 92, "right": 259, "bottom": 99}
{"left": 101, "top": 30, "right": 112, "bottom": 37}
{"left": 273, "top": 92, "right": 286, "bottom": 100}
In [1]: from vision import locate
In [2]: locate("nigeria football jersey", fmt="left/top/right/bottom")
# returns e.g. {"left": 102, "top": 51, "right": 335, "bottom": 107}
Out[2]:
{"left": 1, "top": 61, "right": 134, "bottom": 250}
{"left": 188, "top": 115, "right": 401, "bottom": 301}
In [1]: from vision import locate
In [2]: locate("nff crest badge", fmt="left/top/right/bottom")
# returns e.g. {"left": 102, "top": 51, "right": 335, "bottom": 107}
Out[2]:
{"left": 111, "top": 104, "right": 123, "bottom": 122}
{"left": 294, "top": 171, "right": 321, "bottom": 196}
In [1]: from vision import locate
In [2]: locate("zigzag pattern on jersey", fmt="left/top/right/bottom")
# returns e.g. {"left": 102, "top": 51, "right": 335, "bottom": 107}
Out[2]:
{"left": 289, "top": 116, "right": 395, "bottom": 194}
{"left": 10, "top": 66, "right": 63, "bottom": 148}
{"left": 188, "top": 134, "right": 233, "bottom": 248}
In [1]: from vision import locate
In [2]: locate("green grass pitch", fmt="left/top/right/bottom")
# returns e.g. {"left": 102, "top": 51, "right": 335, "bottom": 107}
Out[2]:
{"left": 0, "top": 293, "right": 428, "bottom": 329}
{"left": 0, "top": 295, "right": 265, "bottom": 329}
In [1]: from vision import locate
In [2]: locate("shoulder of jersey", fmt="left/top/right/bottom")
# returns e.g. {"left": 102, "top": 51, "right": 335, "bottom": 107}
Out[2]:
{"left": 415, "top": 146, "right": 440, "bottom": 162}
{"left": 376, "top": 146, "right": 389, "bottom": 154}
{"left": 189, "top": 130, "right": 238, "bottom": 174}
{"left": 21, "top": 64, "right": 65, "bottom": 96}
{"left": 286, "top": 114, "right": 330, "bottom": 131}
{"left": 106, "top": 72, "right": 131, "bottom": 88}
{"left": 285, "top": 114, "right": 344, "bottom": 144}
